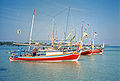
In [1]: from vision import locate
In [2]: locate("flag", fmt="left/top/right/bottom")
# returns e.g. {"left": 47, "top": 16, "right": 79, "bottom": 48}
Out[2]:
{"left": 84, "top": 28, "right": 87, "bottom": 32}
{"left": 17, "top": 29, "right": 22, "bottom": 34}
{"left": 87, "top": 24, "right": 89, "bottom": 26}
{"left": 33, "top": 9, "right": 35, "bottom": 15}
{"left": 83, "top": 32, "right": 89, "bottom": 38}
{"left": 94, "top": 32, "right": 97, "bottom": 35}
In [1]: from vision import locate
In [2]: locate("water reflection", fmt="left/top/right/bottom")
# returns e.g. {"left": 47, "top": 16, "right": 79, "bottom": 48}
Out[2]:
{"left": 0, "top": 68, "right": 7, "bottom": 71}
{"left": 20, "top": 61, "right": 80, "bottom": 67}
{"left": 10, "top": 61, "right": 82, "bottom": 71}
{"left": 89, "top": 55, "right": 95, "bottom": 61}
{"left": 80, "top": 55, "right": 95, "bottom": 61}
{"left": 2, "top": 46, "right": 120, "bottom": 81}
{"left": 80, "top": 54, "right": 104, "bottom": 62}
{"left": 9, "top": 61, "right": 83, "bottom": 80}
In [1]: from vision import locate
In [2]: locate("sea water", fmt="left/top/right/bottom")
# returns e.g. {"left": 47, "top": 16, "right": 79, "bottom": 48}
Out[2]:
{"left": 0, "top": 46, "right": 120, "bottom": 81}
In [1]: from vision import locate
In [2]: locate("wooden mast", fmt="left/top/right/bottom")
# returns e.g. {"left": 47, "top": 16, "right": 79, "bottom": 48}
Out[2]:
{"left": 81, "top": 24, "right": 83, "bottom": 41}
{"left": 28, "top": 9, "right": 35, "bottom": 51}
{"left": 65, "top": 7, "right": 70, "bottom": 41}
{"left": 92, "top": 32, "right": 96, "bottom": 50}
{"left": 80, "top": 22, "right": 83, "bottom": 48}
{"left": 51, "top": 16, "right": 55, "bottom": 47}
{"left": 55, "top": 23, "right": 58, "bottom": 40}
{"left": 102, "top": 42, "right": 104, "bottom": 49}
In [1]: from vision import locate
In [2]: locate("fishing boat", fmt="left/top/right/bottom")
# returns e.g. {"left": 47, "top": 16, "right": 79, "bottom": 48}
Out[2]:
{"left": 9, "top": 50, "right": 81, "bottom": 62}
{"left": 9, "top": 9, "right": 82, "bottom": 62}
{"left": 78, "top": 23, "right": 92, "bottom": 55}
{"left": 91, "top": 32, "right": 103, "bottom": 54}
{"left": 81, "top": 50, "right": 92, "bottom": 55}
{"left": 91, "top": 49, "right": 103, "bottom": 54}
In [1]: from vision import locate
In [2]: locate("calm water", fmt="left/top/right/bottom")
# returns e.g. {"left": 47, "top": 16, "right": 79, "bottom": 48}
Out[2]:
{"left": 0, "top": 46, "right": 120, "bottom": 81}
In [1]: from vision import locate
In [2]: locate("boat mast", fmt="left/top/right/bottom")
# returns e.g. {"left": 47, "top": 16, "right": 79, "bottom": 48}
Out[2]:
{"left": 92, "top": 32, "right": 96, "bottom": 50}
{"left": 80, "top": 20, "right": 84, "bottom": 48}
{"left": 55, "top": 23, "right": 58, "bottom": 40}
{"left": 28, "top": 9, "right": 35, "bottom": 51}
{"left": 65, "top": 30, "right": 73, "bottom": 41}
{"left": 102, "top": 42, "right": 104, "bottom": 49}
{"left": 51, "top": 16, "right": 55, "bottom": 47}
{"left": 81, "top": 24, "right": 83, "bottom": 41}
{"left": 65, "top": 7, "right": 70, "bottom": 41}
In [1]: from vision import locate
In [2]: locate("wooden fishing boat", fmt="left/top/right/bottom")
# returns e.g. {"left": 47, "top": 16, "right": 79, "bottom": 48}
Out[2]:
{"left": 90, "top": 32, "right": 104, "bottom": 55}
{"left": 80, "top": 50, "right": 92, "bottom": 55}
{"left": 9, "top": 9, "right": 82, "bottom": 62}
{"left": 9, "top": 51, "right": 81, "bottom": 62}
{"left": 91, "top": 49, "right": 103, "bottom": 54}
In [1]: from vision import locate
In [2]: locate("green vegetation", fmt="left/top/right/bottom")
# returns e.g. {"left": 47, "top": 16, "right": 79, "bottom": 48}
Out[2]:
{"left": 0, "top": 41, "right": 15, "bottom": 45}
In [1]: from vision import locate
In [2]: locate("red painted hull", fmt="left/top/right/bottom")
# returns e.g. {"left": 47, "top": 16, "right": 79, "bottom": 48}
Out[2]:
{"left": 91, "top": 49, "right": 103, "bottom": 54}
{"left": 10, "top": 53, "right": 80, "bottom": 62}
{"left": 80, "top": 51, "right": 92, "bottom": 55}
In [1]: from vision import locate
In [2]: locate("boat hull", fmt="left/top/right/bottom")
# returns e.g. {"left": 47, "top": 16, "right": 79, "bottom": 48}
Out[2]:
{"left": 10, "top": 53, "right": 80, "bottom": 62}
{"left": 91, "top": 49, "right": 103, "bottom": 54}
{"left": 80, "top": 51, "right": 92, "bottom": 55}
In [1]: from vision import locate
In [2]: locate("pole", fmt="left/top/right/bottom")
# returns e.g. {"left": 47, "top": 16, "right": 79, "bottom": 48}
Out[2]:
{"left": 52, "top": 16, "right": 55, "bottom": 47}
{"left": 28, "top": 9, "right": 35, "bottom": 51}
{"left": 81, "top": 24, "right": 83, "bottom": 41}
{"left": 92, "top": 32, "right": 95, "bottom": 50}
{"left": 65, "top": 7, "right": 70, "bottom": 41}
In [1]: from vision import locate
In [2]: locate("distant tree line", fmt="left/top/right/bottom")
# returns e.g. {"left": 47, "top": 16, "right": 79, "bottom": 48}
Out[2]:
{"left": 0, "top": 41, "right": 15, "bottom": 45}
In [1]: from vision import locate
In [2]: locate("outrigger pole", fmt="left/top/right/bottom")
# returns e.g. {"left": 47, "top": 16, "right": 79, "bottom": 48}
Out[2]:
{"left": 28, "top": 9, "right": 35, "bottom": 51}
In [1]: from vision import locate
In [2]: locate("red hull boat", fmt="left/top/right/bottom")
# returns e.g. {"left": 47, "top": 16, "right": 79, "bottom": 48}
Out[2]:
{"left": 80, "top": 50, "right": 92, "bottom": 55}
{"left": 9, "top": 9, "right": 83, "bottom": 62}
{"left": 91, "top": 49, "right": 103, "bottom": 54}
{"left": 10, "top": 52, "right": 81, "bottom": 62}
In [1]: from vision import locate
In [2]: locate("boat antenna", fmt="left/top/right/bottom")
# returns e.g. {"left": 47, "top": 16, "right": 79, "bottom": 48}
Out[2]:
{"left": 28, "top": 9, "right": 35, "bottom": 51}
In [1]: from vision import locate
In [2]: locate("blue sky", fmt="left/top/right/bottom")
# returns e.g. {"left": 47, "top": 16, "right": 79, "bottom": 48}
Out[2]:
{"left": 0, "top": 0, "right": 119, "bottom": 45}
